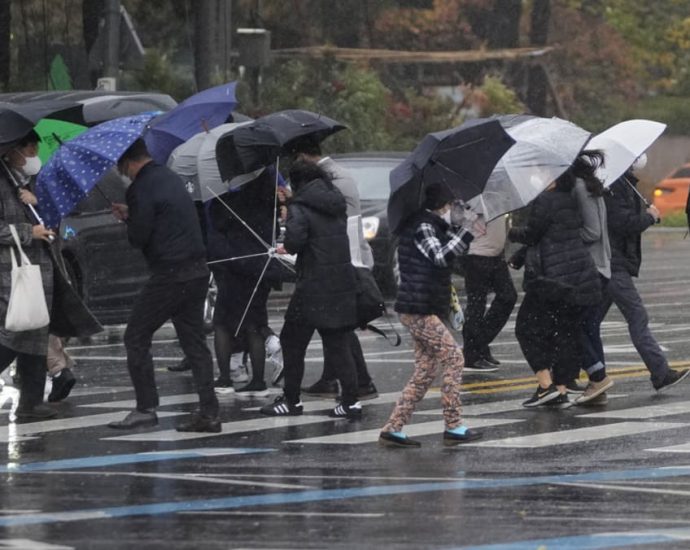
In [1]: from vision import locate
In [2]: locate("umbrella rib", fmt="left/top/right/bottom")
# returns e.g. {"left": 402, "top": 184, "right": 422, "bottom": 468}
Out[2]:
{"left": 272, "top": 157, "right": 279, "bottom": 248}
{"left": 234, "top": 254, "right": 273, "bottom": 338}
{"left": 206, "top": 187, "right": 272, "bottom": 251}
{"left": 207, "top": 252, "right": 270, "bottom": 265}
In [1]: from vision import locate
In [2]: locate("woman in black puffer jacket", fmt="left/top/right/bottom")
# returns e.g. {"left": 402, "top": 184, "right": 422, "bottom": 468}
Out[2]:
{"left": 260, "top": 160, "right": 360, "bottom": 419}
{"left": 509, "top": 157, "right": 602, "bottom": 409}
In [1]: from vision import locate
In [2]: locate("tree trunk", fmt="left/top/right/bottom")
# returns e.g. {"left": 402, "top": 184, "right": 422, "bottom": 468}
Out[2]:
{"left": 194, "top": 0, "right": 216, "bottom": 91}
{"left": 83, "top": 0, "right": 105, "bottom": 54}
{"left": 526, "top": 0, "right": 550, "bottom": 115}
{"left": 0, "top": 0, "right": 10, "bottom": 90}
{"left": 487, "top": 0, "right": 521, "bottom": 48}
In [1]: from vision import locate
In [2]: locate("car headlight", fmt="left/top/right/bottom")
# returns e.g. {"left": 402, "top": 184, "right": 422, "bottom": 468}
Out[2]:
{"left": 362, "top": 216, "right": 380, "bottom": 240}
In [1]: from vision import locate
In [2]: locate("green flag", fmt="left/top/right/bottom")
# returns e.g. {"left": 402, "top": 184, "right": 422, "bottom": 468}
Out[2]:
{"left": 49, "top": 55, "right": 73, "bottom": 91}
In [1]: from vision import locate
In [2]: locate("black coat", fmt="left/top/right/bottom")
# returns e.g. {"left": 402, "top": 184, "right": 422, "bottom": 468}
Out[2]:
{"left": 395, "top": 210, "right": 457, "bottom": 317}
{"left": 283, "top": 177, "right": 357, "bottom": 330}
{"left": 126, "top": 162, "right": 208, "bottom": 280}
{"left": 605, "top": 175, "right": 655, "bottom": 277}
{"left": 208, "top": 170, "right": 284, "bottom": 282}
{"left": 509, "top": 189, "right": 601, "bottom": 306}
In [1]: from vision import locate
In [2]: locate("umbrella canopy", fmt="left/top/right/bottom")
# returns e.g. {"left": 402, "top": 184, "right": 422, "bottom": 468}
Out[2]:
{"left": 35, "top": 113, "right": 155, "bottom": 229}
{"left": 167, "top": 121, "right": 265, "bottom": 201}
{"left": 78, "top": 93, "right": 176, "bottom": 126}
{"left": 145, "top": 81, "right": 238, "bottom": 165}
{"left": 387, "top": 119, "right": 515, "bottom": 234}
{"left": 34, "top": 119, "right": 88, "bottom": 163}
{"left": 467, "top": 115, "right": 592, "bottom": 221}
{"left": 215, "top": 109, "right": 346, "bottom": 181}
{"left": 0, "top": 100, "right": 84, "bottom": 153}
{"left": 585, "top": 119, "right": 666, "bottom": 187}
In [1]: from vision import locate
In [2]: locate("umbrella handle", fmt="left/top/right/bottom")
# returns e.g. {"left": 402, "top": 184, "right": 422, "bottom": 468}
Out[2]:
{"left": 0, "top": 160, "right": 55, "bottom": 242}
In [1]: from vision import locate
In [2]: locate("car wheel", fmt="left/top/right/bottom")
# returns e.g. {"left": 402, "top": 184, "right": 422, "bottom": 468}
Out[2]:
{"left": 203, "top": 273, "right": 217, "bottom": 334}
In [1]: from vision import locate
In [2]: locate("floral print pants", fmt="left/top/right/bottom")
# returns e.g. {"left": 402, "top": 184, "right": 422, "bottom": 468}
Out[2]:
{"left": 382, "top": 313, "right": 464, "bottom": 432}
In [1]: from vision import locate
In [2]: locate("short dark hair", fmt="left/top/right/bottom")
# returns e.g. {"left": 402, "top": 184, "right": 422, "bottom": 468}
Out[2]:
{"left": 288, "top": 137, "right": 322, "bottom": 157}
{"left": 17, "top": 129, "right": 41, "bottom": 148}
{"left": 119, "top": 138, "right": 150, "bottom": 163}
{"left": 288, "top": 158, "right": 331, "bottom": 191}
{"left": 423, "top": 183, "right": 455, "bottom": 210}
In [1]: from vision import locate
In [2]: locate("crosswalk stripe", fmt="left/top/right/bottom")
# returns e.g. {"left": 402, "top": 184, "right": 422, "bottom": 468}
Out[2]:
{"left": 646, "top": 442, "right": 690, "bottom": 454}
{"left": 0, "top": 412, "right": 185, "bottom": 443}
{"left": 102, "top": 415, "right": 338, "bottom": 442}
{"left": 80, "top": 394, "right": 200, "bottom": 409}
{"left": 465, "top": 421, "right": 689, "bottom": 448}
{"left": 285, "top": 418, "right": 523, "bottom": 445}
{"left": 579, "top": 401, "right": 690, "bottom": 420}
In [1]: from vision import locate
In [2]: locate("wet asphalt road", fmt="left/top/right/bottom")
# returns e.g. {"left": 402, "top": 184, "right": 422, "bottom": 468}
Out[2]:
{"left": 2, "top": 229, "right": 690, "bottom": 549}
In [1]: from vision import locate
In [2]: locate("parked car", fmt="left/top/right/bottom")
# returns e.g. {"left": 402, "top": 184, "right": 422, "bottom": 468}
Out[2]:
{"left": 652, "top": 164, "right": 690, "bottom": 216}
{"left": 332, "top": 153, "right": 405, "bottom": 297}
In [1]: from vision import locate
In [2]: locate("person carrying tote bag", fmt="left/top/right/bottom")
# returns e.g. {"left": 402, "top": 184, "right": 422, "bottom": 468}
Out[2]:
{"left": 5, "top": 224, "right": 50, "bottom": 331}
{"left": 1, "top": 131, "right": 57, "bottom": 421}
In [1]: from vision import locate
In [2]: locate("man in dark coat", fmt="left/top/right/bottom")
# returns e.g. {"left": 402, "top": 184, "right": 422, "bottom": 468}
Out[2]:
{"left": 260, "top": 160, "right": 361, "bottom": 419}
{"left": 109, "top": 139, "right": 219, "bottom": 432}
{"left": 601, "top": 168, "right": 689, "bottom": 391}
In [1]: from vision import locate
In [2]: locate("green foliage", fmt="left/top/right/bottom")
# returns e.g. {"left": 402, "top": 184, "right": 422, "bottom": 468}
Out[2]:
{"left": 659, "top": 210, "right": 687, "bottom": 227}
{"left": 619, "top": 95, "right": 690, "bottom": 136}
{"left": 477, "top": 75, "right": 525, "bottom": 116}
{"left": 121, "top": 49, "right": 195, "bottom": 101}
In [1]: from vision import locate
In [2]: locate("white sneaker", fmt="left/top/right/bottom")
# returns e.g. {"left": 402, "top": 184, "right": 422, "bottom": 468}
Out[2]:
{"left": 266, "top": 334, "right": 281, "bottom": 356}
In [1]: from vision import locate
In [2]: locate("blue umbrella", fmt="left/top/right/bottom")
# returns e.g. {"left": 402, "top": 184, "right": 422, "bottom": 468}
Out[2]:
{"left": 35, "top": 112, "right": 155, "bottom": 229}
{"left": 145, "top": 81, "right": 238, "bottom": 165}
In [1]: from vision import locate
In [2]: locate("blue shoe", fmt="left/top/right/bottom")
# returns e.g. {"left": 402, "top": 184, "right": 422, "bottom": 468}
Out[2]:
{"left": 443, "top": 426, "right": 482, "bottom": 446}
{"left": 378, "top": 431, "right": 421, "bottom": 448}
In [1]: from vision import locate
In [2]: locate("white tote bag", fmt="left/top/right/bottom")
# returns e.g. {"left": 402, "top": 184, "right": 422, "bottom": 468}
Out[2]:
{"left": 4, "top": 225, "right": 50, "bottom": 332}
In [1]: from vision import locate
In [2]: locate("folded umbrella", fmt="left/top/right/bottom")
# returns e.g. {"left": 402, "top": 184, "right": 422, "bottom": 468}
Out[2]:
{"left": 388, "top": 119, "right": 515, "bottom": 234}
{"left": 145, "top": 81, "right": 237, "bottom": 165}
{"left": 585, "top": 119, "right": 666, "bottom": 187}
{"left": 35, "top": 113, "right": 155, "bottom": 229}
{"left": 467, "top": 115, "right": 592, "bottom": 221}
{"left": 216, "top": 109, "right": 346, "bottom": 181}
{"left": 167, "top": 121, "right": 265, "bottom": 201}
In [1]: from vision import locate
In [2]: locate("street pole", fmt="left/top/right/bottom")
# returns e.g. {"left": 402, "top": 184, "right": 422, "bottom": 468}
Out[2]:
{"left": 104, "top": 0, "right": 121, "bottom": 82}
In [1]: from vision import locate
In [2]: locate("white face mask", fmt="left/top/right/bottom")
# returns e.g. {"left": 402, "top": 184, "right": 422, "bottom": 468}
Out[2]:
{"left": 441, "top": 209, "right": 452, "bottom": 224}
{"left": 20, "top": 154, "right": 42, "bottom": 176}
{"left": 632, "top": 153, "right": 647, "bottom": 172}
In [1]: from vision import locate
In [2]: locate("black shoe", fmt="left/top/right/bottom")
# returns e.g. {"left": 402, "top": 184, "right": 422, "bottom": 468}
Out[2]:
{"left": 543, "top": 392, "right": 572, "bottom": 409}
{"left": 14, "top": 404, "right": 57, "bottom": 422}
{"left": 483, "top": 349, "right": 501, "bottom": 366}
{"left": 167, "top": 359, "right": 191, "bottom": 372}
{"left": 464, "top": 358, "right": 499, "bottom": 373}
{"left": 565, "top": 379, "right": 586, "bottom": 394}
{"left": 260, "top": 395, "right": 303, "bottom": 416}
{"left": 357, "top": 382, "right": 379, "bottom": 401}
{"left": 654, "top": 369, "right": 690, "bottom": 392}
{"left": 329, "top": 401, "right": 362, "bottom": 418}
{"left": 236, "top": 380, "right": 270, "bottom": 398}
{"left": 443, "top": 428, "right": 482, "bottom": 446}
{"left": 176, "top": 414, "right": 221, "bottom": 433}
{"left": 302, "top": 379, "right": 339, "bottom": 398}
{"left": 522, "top": 384, "right": 560, "bottom": 408}
{"left": 107, "top": 409, "right": 158, "bottom": 429}
{"left": 378, "top": 431, "right": 421, "bottom": 448}
{"left": 48, "top": 368, "right": 76, "bottom": 402}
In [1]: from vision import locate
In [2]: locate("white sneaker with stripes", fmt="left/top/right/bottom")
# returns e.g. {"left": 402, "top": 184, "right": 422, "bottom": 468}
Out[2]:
{"left": 329, "top": 401, "right": 362, "bottom": 419}
{"left": 259, "top": 395, "right": 303, "bottom": 416}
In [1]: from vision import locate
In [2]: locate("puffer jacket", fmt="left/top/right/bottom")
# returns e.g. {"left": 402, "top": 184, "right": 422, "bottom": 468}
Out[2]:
{"left": 509, "top": 189, "right": 601, "bottom": 306}
{"left": 283, "top": 177, "right": 357, "bottom": 330}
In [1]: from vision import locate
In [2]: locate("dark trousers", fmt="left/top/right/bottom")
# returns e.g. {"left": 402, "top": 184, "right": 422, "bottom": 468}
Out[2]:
{"left": 281, "top": 321, "right": 358, "bottom": 406}
{"left": 0, "top": 344, "right": 46, "bottom": 409}
{"left": 124, "top": 275, "right": 218, "bottom": 417}
{"left": 321, "top": 331, "right": 372, "bottom": 386}
{"left": 597, "top": 268, "right": 669, "bottom": 385}
{"left": 462, "top": 255, "right": 517, "bottom": 364}
{"left": 515, "top": 292, "right": 584, "bottom": 386}
{"left": 579, "top": 276, "right": 608, "bottom": 380}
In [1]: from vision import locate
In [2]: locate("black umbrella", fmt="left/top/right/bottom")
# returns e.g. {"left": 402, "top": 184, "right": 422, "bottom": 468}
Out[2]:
{"left": 0, "top": 100, "right": 85, "bottom": 151}
{"left": 387, "top": 119, "right": 515, "bottom": 234}
{"left": 215, "top": 109, "right": 346, "bottom": 181}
